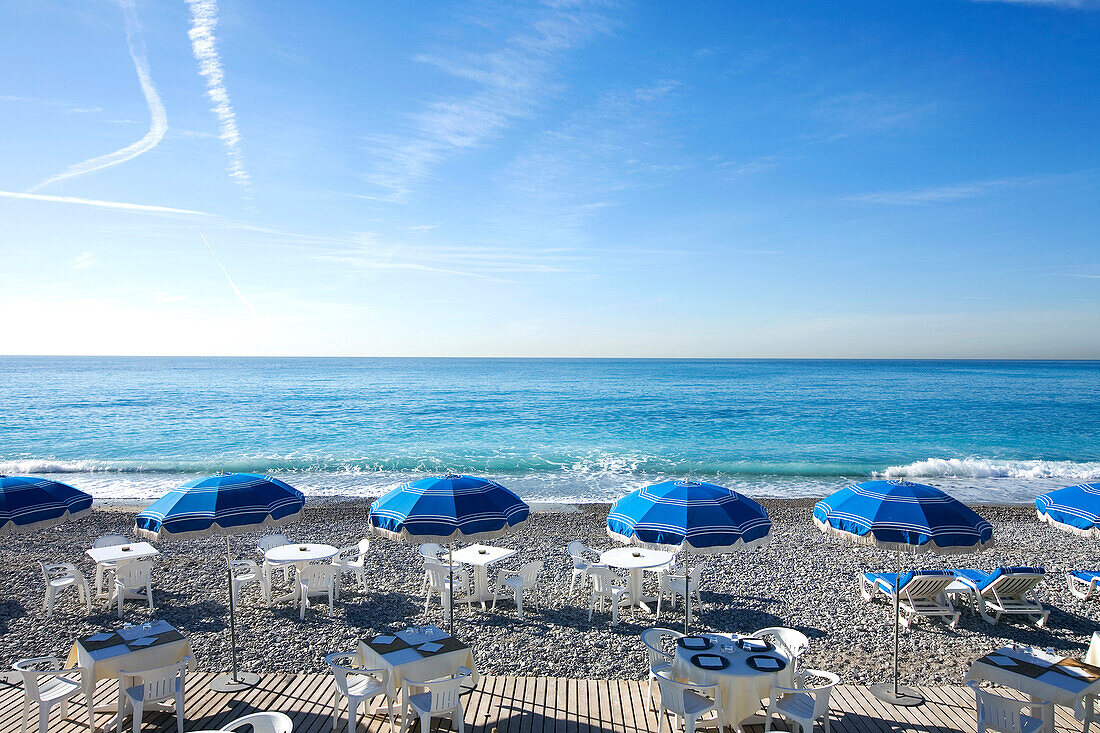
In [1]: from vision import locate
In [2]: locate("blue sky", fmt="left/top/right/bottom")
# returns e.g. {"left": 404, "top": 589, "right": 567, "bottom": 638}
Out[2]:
{"left": 2, "top": 0, "right": 1098, "bottom": 357}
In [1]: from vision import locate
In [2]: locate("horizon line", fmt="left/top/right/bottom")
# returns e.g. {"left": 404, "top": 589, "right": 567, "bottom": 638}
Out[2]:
{"left": 1, "top": 354, "right": 1098, "bottom": 361}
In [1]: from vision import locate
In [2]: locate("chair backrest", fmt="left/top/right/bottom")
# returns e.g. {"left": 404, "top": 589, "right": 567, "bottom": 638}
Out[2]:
{"left": 258, "top": 534, "right": 290, "bottom": 553}
{"left": 92, "top": 534, "right": 129, "bottom": 549}
{"left": 13, "top": 657, "right": 65, "bottom": 701}
{"left": 640, "top": 628, "right": 683, "bottom": 667}
{"left": 519, "top": 561, "right": 543, "bottom": 586}
{"left": 423, "top": 559, "right": 451, "bottom": 591}
{"left": 219, "top": 711, "right": 294, "bottom": 733}
{"left": 115, "top": 559, "right": 153, "bottom": 587}
{"left": 900, "top": 572, "right": 955, "bottom": 599}
{"left": 800, "top": 669, "right": 840, "bottom": 718}
{"left": 567, "top": 541, "right": 597, "bottom": 569}
{"left": 654, "top": 669, "right": 715, "bottom": 716}
{"left": 325, "top": 652, "right": 386, "bottom": 697}
{"left": 588, "top": 566, "right": 619, "bottom": 594}
{"left": 355, "top": 537, "right": 371, "bottom": 558}
{"left": 982, "top": 568, "right": 1045, "bottom": 597}
{"left": 38, "top": 561, "right": 76, "bottom": 584}
{"left": 419, "top": 543, "right": 443, "bottom": 560}
{"left": 406, "top": 667, "right": 471, "bottom": 713}
{"left": 121, "top": 657, "right": 190, "bottom": 705}
{"left": 753, "top": 627, "right": 810, "bottom": 659}
{"left": 299, "top": 564, "right": 336, "bottom": 590}
{"left": 969, "top": 681, "right": 1029, "bottom": 732}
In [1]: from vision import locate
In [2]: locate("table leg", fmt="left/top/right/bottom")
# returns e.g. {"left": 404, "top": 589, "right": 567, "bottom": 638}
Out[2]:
{"left": 1029, "top": 695, "right": 1054, "bottom": 733}
{"left": 475, "top": 566, "right": 489, "bottom": 609}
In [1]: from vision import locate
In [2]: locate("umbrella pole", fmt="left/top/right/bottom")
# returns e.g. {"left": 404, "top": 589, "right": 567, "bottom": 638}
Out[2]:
{"left": 869, "top": 549, "right": 923, "bottom": 707}
{"left": 684, "top": 553, "right": 691, "bottom": 635}
{"left": 448, "top": 543, "right": 455, "bottom": 637}
{"left": 210, "top": 535, "right": 259, "bottom": 692}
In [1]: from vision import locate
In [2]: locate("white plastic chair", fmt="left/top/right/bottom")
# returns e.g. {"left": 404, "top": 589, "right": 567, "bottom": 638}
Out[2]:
{"left": 765, "top": 669, "right": 840, "bottom": 733}
{"left": 91, "top": 534, "right": 129, "bottom": 597}
{"left": 230, "top": 560, "right": 266, "bottom": 611}
{"left": 401, "top": 667, "right": 471, "bottom": 733}
{"left": 968, "top": 681, "right": 1050, "bottom": 733}
{"left": 653, "top": 669, "right": 719, "bottom": 733}
{"left": 13, "top": 656, "right": 91, "bottom": 733}
{"left": 587, "top": 566, "right": 631, "bottom": 625}
{"left": 333, "top": 538, "right": 371, "bottom": 599}
{"left": 423, "top": 559, "right": 471, "bottom": 620}
{"left": 641, "top": 627, "right": 684, "bottom": 711}
{"left": 298, "top": 564, "right": 337, "bottom": 620}
{"left": 656, "top": 566, "right": 702, "bottom": 621}
{"left": 112, "top": 559, "right": 154, "bottom": 618}
{"left": 259, "top": 534, "right": 292, "bottom": 590}
{"left": 753, "top": 627, "right": 811, "bottom": 673}
{"left": 418, "top": 543, "right": 460, "bottom": 592}
{"left": 38, "top": 562, "right": 91, "bottom": 616}
{"left": 325, "top": 652, "right": 393, "bottom": 733}
{"left": 491, "top": 560, "right": 544, "bottom": 619}
{"left": 218, "top": 712, "right": 293, "bottom": 732}
{"left": 565, "top": 541, "right": 603, "bottom": 595}
{"left": 118, "top": 656, "right": 190, "bottom": 733}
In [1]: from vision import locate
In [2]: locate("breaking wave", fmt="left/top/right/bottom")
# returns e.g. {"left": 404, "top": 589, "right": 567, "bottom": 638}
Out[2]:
{"left": 876, "top": 457, "right": 1100, "bottom": 481}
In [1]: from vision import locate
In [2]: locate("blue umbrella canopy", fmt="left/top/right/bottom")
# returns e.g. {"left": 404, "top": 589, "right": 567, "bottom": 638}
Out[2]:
{"left": 134, "top": 473, "right": 305, "bottom": 541}
{"left": 1036, "top": 483, "right": 1100, "bottom": 538}
{"left": 814, "top": 479, "right": 993, "bottom": 554}
{"left": 0, "top": 475, "right": 93, "bottom": 536}
{"left": 368, "top": 474, "right": 529, "bottom": 544}
{"left": 607, "top": 480, "right": 772, "bottom": 553}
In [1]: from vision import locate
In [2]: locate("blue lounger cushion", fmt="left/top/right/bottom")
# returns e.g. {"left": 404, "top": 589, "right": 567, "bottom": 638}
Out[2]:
{"left": 953, "top": 567, "right": 1046, "bottom": 592}
{"left": 865, "top": 569, "right": 953, "bottom": 595}
{"left": 1070, "top": 570, "right": 1100, "bottom": 583}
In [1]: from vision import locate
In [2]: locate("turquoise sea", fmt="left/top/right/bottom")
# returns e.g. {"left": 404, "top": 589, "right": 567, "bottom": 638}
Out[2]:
{"left": 0, "top": 357, "right": 1097, "bottom": 504}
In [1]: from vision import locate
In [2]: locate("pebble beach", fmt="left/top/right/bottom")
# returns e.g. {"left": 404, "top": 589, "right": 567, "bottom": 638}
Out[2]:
{"left": 1, "top": 499, "right": 1095, "bottom": 687}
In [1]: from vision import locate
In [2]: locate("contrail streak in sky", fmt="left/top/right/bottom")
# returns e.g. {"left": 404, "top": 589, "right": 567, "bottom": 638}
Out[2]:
{"left": 29, "top": 0, "right": 166, "bottom": 191}
{"left": 201, "top": 233, "right": 261, "bottom": 323}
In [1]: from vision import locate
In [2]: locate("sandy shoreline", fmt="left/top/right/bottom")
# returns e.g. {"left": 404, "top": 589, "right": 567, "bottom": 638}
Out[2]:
{"left": 1, "top": 498, "right": 1095, "bottom": 687}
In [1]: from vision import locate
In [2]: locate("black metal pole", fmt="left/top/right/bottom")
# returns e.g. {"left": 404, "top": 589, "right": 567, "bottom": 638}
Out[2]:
{"left": 448, "top": 543, "right": 455, "bottom": 636}
{"left": 894, "top": 549, "right": 900, "bottom": 696}
{"left": 226, "top": 535, "right": 239, "bottom": 683}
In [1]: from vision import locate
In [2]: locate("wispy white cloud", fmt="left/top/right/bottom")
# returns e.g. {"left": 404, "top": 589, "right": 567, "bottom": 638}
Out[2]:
{"left": 363, "top": 1, "right": 615, "bottom": 200}
{"left": 185, "top": 0, "right": 251, "bottom": 196}
{"left": 28, "top": 0, "right": 166, "bottom": 192}
{"left": 718, "top": 154, "right": 786, "bottom": 177}
{"left": 970, "top": 0, "right": 1096, "bottom": 7}
{"left": 810, "top": 92, "right": 936, "bottom": 140}
{"left": 843, "top": 175, "right": 1050, "bottom": 205}
{"left": 0, "top": 189, "right": 213, "bottom": 217}
{"left": 200, "top": 234, "right": 261, "bottom": 322}
{"left": 69, "top": 252, "right": 96, "bottom": 272}
{"left": 1056, "top": 273, "right": 1100, "bottom": 279}
{"left": 0, "top": 95, "right": 103, "bottom": 114}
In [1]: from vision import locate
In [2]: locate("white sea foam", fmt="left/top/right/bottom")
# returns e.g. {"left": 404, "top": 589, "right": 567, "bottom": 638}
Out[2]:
{"left": 876, "top": 457, "right": 1100, "bottom": 481}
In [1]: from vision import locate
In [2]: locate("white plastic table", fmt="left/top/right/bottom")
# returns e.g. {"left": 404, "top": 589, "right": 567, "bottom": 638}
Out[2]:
{"left": 359, "top": 625, "right": 479, "bottom": 699}
{"left": 86, "top": 542, "right": 160, "bottom": 601}
{"left": 450, "top": 544, "right": 517, "bottom": 607}
{"left": 671, "top": 633, "right": 793, "bottom": 732}
{"left": 966, "top": 645, "right": 1100, "bottom": 731}
{"left": 264, "top": 543, "right": 338, "bottom": 604}
{"left": 600, "top": 547, "right": 674, "bottom": 613}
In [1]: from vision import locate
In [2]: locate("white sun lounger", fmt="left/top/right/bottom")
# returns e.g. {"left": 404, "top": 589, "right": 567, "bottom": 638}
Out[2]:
{"left": 952, "top": 567, "right": 1049, "bottom": 627}
{"left": 859, "top": 569, "right": 960, "bottom": 628}
{"left": 1067, "top": 570, "right": 1100, "bottom": 600}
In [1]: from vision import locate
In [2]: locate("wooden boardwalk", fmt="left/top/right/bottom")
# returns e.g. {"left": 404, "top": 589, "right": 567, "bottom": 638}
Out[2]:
{"left": 0, "top": 672, "right": 1085, "bottom": 733}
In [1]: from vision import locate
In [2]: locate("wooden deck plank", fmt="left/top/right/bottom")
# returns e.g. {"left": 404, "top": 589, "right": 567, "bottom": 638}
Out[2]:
{"left": 8, "top": 673, "right": 1091, "bottom": 733}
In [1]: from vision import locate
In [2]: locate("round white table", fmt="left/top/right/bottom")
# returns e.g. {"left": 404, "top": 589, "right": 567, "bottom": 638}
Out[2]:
{"left": 264, "top": 543, "right": 338, "bottom": 604}
{"left": 600, "top": 547, "right": 674, "bottom": 613}
{"left": 671, "top": 633, "right": 793, "bottom": 732}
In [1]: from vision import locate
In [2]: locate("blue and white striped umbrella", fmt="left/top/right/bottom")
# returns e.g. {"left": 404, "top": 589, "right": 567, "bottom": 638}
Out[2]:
{"left": 134, "top": 473, "right": 304, "bottom": 541}
{"left": 607, "top": 480, "right": 772, "bottom": 553}
{"left": 368, "top": 474, "right": 529, "bottom": 544}
{"left": 0, "top": 475, "right": 93, "bottom": 536}
{"left": 814, "top": 479, "right": 993, "bottom": 554}
{"left": 1036, "top": 483, "right": 1100, "bottom": 539}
